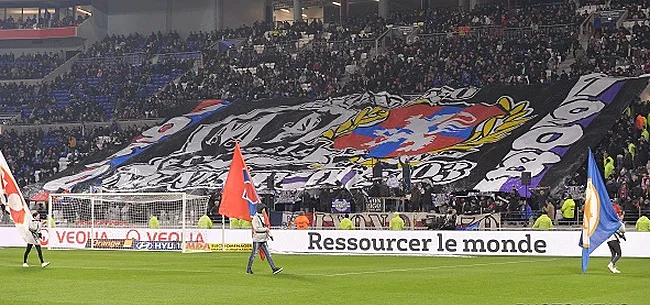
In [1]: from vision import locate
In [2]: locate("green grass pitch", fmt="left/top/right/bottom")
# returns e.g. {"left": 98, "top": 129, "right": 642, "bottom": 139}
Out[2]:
{"left": 0, "top": 248, "right": 648, "bottom": 305}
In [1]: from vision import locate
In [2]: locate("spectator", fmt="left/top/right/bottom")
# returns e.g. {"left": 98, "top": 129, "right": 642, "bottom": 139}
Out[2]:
{"left": 544, "top": 200, "right": 556, "bottom": 224}
{"left": 294, "top": 212, "right": 310, "bottom": 230}
{"left": 636, "top": 215, "right": 650, "bottom": 231}
{"left": 148, "top": 215, "right": 160, "bottom": 229}
{"left": 532, "top": 214, "right": 554, "bottom": 230}
{"left": 389, "top": 212, "right": 405, "bottom": 230}
{"left": 561, "top": 195, "right": 576, "bottom": 223}
{"left": 604, "top": 152, "right": 615, "bottom": 179}
{"left": 339, "top": 214, "right": 354, "bottom": 230}
{"left": 520, "top": 200, "right": 533, "bottom": 225}
{"left": 198, "top": 214, "right": 213, "bottom": 229}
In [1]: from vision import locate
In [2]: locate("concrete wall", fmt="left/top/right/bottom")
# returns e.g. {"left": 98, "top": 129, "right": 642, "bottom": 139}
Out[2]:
{"left": 104, "top": 0, "right": 264, "bottom": 37}
{"left": 274, "top": 6, "right": 323, "bottom": 22}
{"left": 83, "top": 0, "right": 108, "bottom": 46}
{"left": 170, "top": 0, "right": 216, "bottom": 35}
{"left": 106, "top": 0, "right": 167, "bottom": 36}
{"left": 0, "top": 38, "right": 84, "bottom": 54}
{"left": 223, "top": 0, "right": 264, "bottom": 29}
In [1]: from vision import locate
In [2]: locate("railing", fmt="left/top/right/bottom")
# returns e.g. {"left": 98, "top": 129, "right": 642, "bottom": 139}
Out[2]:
{"left": 273, "top": 0, "right": 326, "bottom": 10}
{"left": 273, "top": 18, "right": 324, "bottom": 26}
{"left": 42, "top": 52, "right": 82, "bottom": 83}
{"left": 0, "top": 112, "right": 20, "bottom": 124}
{"left": 311, "top": 39, "right": 376, "bottom": 53}
{"left": 374, "top": 27, "right": 393, "bottom": 58}
{"left": 0, "top": 119, "right": 162, "bottom": 134}
{"left": 418, "top": 24, "right": 575, "bottom": 43}
{"left": 156, "top": 51, "right": 203, "bottom": 67}
{"left": 267, "top": 40, "right": 302, "bottom": 54}
{"left": 579, "top": 11, "right": 595, "bottom": 50}
{"left": 76, "top": 52, "right": 147, "bottom": 66}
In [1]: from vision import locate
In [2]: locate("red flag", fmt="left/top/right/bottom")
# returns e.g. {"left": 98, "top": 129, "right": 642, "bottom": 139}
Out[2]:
{"left": 218, "top": 142, "right": 271, "bottom": 261}
{"left": 219, "top": 141, "right": 260, "bottom": 222}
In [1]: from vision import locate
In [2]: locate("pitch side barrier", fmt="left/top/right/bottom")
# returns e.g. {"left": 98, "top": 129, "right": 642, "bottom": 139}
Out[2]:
{"left": 268, "top": 230, "right": 650, "bottom": 257}
{"left": 0, "top": 228, "right": 648, "bottom": 257}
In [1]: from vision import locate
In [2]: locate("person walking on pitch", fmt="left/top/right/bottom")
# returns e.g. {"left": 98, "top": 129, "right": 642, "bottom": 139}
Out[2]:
{"left": 23, "top": 212, "right": 49, "bottom": 268}
{"left": 246, "top": 204, "right": 282, "bottom": 275}
{"left": 607, "top": 220, "right": 626, "bottom": 274}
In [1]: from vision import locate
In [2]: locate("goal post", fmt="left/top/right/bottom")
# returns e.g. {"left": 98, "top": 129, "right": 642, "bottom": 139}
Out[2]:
{"left": 47, "top": 192, "right": 209, "bottom": 252}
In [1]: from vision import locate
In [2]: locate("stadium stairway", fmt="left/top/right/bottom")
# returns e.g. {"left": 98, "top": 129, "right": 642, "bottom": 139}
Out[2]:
{"left": 557, "top": 54, "right": 576, "bottom": 75}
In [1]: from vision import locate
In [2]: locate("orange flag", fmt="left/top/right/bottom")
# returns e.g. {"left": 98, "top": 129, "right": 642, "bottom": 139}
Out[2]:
{"left": 218, "top": 142, "right": 269, "bottom": 260}
{"left": 218, "top": 141, "right": 260, "bottom": 222}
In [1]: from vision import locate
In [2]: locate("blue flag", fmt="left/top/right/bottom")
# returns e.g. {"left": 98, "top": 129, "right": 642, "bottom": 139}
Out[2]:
{"left": 579, "top": 149, "right": 621, "bottom": 273}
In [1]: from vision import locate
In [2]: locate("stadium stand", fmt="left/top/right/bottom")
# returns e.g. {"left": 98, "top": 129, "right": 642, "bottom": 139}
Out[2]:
{"left": 0, "top": 53, "right": 194, "bottom": 124}
{"left": 0, "top": 52, "right": 65, "bottom": 80}
{"left": 0, "top": 13, "right": 88, "bottom": 29}
{"left": 0, "top": 0, "right": 649, "bottom": 226}
{"left": 591, "top": 99, "right": 650, "bottom": 222}
{"left": 0, "top": 124, "right": 146, "bottom": 188}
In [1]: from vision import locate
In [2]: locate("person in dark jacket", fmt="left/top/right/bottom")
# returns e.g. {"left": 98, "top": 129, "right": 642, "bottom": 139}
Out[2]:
{"left": 607, "top": 221, "right": 626, "bottom": 274}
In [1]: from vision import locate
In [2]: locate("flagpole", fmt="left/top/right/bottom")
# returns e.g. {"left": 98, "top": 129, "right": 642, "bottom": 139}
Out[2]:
{"left": 221, "top": 214, "right": 226, "bottom": 252}
{"left": 222, "top": 137, "right": 237, "bottom": 253}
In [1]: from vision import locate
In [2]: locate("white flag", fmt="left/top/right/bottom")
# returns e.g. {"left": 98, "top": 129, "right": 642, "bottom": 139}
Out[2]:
{"left": 0, "top": 151, "right": 36, "bottom": 244}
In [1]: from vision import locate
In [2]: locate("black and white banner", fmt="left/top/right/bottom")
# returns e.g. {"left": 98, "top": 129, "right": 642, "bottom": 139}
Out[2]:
{"left": 42, "top": 74, "right": 649, "bottom": 195}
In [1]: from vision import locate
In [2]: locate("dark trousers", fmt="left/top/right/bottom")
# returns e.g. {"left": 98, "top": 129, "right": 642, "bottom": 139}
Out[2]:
{"left": 246, "top": 242, "right": 276, "bottom": 272}
{"left": 24, "top": 244, "right": 44, "bottom": 264}
{"left": 607, "top": 240, "right": 622, "bottom": 265}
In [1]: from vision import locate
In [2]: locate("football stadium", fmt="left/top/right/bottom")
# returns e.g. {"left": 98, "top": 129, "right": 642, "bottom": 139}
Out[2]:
{"left": 0, "top": 0, "right": 649, "bottom": 304}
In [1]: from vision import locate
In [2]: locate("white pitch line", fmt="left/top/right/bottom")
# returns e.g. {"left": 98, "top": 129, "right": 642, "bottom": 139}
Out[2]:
{"left": 0, "top": 264, "right": 218, "bottom": 273}
{"left": 0, "top": 258, "right": 560, "bottom": 277}
{"left": 301, "top": 258, "right": 560, "bottom": 277}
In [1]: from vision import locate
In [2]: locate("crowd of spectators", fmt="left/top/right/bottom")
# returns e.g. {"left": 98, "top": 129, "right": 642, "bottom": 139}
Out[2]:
{"left": 347, "top": 30, "right": 572, "bottom": 93}
{"left": 572, "top": 20, "right": 650, "bottom": 76}
{"left": 391, "top": 2, "right": 580, "bottom": 34}
{"left": 590, "top": 99, "right": 650, "bottom": 222}
{"left": 159, "top": 44, "right": 359, "bottom": 102}
{"left": 0, "top": 56, "right": 195, "bottom": 124}
{"left": 0, "top": 52, "right": 64, "bottom": 80}
{"left": 82, "top": 31, "right": 202, "bottom": 58}
{"left": 0, "top": 12, "right": 88, "bottom": 30}
{"left": 0, "top": 124, "right": 146, "bottom": 188}
{"left": 158, "top": 2, "right": 589, "bottom": 101}
{"left": 1, "top": 0, "right": 650, "bottom": 204}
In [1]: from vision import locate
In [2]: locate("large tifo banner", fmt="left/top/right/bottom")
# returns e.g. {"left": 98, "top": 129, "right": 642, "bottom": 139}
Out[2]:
{"left": 42, "top": 74, "right": 649, "bottom": 195}
{"left": 0, "top": 227, "right": 649, "bottom": 257}
{"left": 43, "top": 100, "right": 230, "bottom": 191}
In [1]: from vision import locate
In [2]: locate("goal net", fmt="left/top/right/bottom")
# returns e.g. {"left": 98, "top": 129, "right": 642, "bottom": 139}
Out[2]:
{"left": 47, "top": 193, "right": 209, "bottom": 252}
